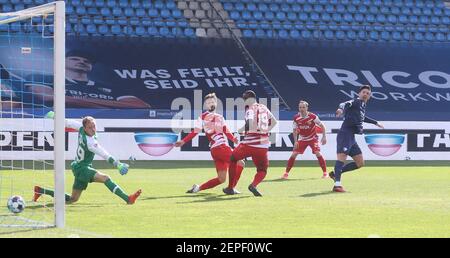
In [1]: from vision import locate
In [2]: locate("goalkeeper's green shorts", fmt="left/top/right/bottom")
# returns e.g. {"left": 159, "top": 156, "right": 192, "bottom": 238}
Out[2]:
{"left": 71, "top": 164, "right": 98, "bottom": 191}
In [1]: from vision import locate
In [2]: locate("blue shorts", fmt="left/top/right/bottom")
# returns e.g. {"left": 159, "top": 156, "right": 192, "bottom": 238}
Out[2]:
{"left": 336, "top": 130, "right": 362, "bottom": 157}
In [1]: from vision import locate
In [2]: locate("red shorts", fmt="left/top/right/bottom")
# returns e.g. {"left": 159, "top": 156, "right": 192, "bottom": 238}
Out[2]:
{"left": 294, "top": 139, "right": 320, "bottom": 154}
{"left": 211, "top": 145, "right": 233, "bottom": 171}
{"left": 231, "top": 144, "right": 269, "bottom": 172}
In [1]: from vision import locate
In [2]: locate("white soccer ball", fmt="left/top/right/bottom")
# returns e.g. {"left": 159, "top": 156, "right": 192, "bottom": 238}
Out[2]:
{"left": 7, "top": 195, "right": 26, "bottom": 214}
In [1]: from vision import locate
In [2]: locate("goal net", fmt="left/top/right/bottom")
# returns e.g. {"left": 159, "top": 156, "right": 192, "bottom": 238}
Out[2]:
{"left": 0, "top": 1, "right": 65, "bottom": 229}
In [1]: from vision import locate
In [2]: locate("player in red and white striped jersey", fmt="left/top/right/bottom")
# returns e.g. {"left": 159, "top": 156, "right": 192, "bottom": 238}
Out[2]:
{"left": 175, "top": 93, "right": 245, "bottom": 194}
{"left": 282, "top": 100, "right": 328, "bottom": 179}
{"left": 224, "top": 90, "right": 278, "bottom": 197}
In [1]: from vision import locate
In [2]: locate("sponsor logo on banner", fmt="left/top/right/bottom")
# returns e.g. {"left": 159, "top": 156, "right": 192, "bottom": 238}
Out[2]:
{"left": 134, "top": 132, "right": 178, "bottom": 156}
{"left": 364, "top": 134, "right": 405, "bottom": 157}
{"left": 0, "top": 131, "right": 69, "bottom": 151}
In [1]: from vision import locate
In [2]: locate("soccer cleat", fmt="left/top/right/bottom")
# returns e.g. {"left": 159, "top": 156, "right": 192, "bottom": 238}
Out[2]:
{"left": 127, "top": 189, "right": 142, "bottom": 205}
{"left": 33, "top": 186, "right": 42, "bottom": 202}
{"left": 329, "top": 171, "right": 335, "bottom": 182}
{"left": 281, "top": 172, "right": 289, "bottom": 180}
{"left": 186, "top": 184, "right": 200, "bottom": 194}
{"left": 321, "top": 173, "right": 329, "bottom": 179}
{"left": 332, "top": 186, "right": 346, "bottom": 193}
{"left": 248, "top": 184, "right": 262, "bottom": 197}
{"left": 223, "top": 187, "right": 236, "bottom": 195}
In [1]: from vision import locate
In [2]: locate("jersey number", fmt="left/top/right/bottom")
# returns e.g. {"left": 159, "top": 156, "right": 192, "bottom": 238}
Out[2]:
{"left": 258, "top": 113, "right": 269, "bottom": 131}
{"left": 76, "top": 146, "right": 85, "bottom": 162}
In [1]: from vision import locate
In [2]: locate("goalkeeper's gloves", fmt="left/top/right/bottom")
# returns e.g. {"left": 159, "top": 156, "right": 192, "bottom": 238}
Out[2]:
{"left": 45, "top": 111, "right": 55, "bottom": 119}
{"left": 108, "top": 157, "right": 129, "bottom": 175}
{"left": 116, "top": 162, "right": 129, "bottom": 176}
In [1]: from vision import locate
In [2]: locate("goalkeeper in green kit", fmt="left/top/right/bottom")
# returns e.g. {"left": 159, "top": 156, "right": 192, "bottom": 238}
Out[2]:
{"left": 33, "top": 111, "right": 142, "bottom": 205}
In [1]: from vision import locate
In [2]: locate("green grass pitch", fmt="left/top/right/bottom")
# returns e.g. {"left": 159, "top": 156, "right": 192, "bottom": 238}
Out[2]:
{"left": 1, "top": 161, "right": 450, "bottom": 238}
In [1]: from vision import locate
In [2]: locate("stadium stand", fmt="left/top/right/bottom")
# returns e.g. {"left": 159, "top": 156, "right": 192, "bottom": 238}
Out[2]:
{"left": 0, "top": 0, "right": 448, "bottom": 41}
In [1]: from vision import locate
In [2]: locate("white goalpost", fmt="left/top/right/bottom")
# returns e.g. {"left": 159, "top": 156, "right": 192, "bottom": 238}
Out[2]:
{"left": 0, "top": 1, "right": 65, "bottom": 229}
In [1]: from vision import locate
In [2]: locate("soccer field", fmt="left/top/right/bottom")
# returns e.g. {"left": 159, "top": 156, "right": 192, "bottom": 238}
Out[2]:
{"left": 1, "top": 161, "right": 449, "bottom": 238}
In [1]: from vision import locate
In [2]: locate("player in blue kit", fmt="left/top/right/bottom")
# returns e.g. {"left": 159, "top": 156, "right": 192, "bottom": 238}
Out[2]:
{"left": 329, "top": 85, "right": 384, "bottom": 192}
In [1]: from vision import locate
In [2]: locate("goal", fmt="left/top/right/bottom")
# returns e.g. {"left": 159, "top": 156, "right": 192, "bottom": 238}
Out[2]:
{"left": 0, "top": 1, "right": 65, "bottom": 229}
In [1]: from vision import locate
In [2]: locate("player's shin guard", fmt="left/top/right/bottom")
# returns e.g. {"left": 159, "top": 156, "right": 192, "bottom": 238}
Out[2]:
{"left": 199, "top": 178, "right": 222, "bottom": 191}
{"left": 104, "top": 179, "right": 129, "bottom": 203}
{"left": 285, "top": 156, "right": 296, "bottom": 173}
{"left": 334, "top": 161, "right": 345, "bottom": 184}
{"left": 341, "top": 162, "right": 358, "bottom": 173}
{"left": 317, "top": 156, "right": 327, "bottom": 173}
{"left": 251, "top": 171, "right": 267, "bottom": 187}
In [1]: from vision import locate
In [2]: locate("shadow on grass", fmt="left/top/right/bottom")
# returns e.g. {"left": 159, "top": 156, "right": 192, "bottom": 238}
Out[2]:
{"left": 26, "top": 203, "right": 106, "bottom": 210}
{"left": 181, "top": 195, "right": 252, "bottom": 204}
{"left": 264, "top": 177, "right": 320, "bottom": 183}
{"left": 300, "top": 191, "right": 340, "bottom": 198}
{"left": 140, "top": 192, "right": 215, "bottom": 201}
{"left": 139, "top": 192, "right": 252, "bottom": 203}
{"left": 0, "top": 226, "right": 52, "bottom": 236}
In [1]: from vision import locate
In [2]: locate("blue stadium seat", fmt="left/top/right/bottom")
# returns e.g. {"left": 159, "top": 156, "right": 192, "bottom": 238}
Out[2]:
{"left": 414, "top": 32, "right": 424, "bottom": 41}
{"left": 324, "top": 30, "right": 334, "bottom": 40}
{"left": 287, "top": 12, "right": 297, "bottom": 21}
{"left": 336, "top": 31, "right": 345, "bottom": 40}
{"left": 258, "top": 3, "right": 268, "bottom": 12}
{"left": 98, "top": 24, "right": 109, "bottom": 35}
{"left": 230, "top": 11, "right": 240, "bottom": 20}
{"left": 424, "top": 32, "right": 434, "bottom": 42}
{"left": 369, "top": 31, "right": 379, "bottom": 41}
{"left": 435, "top": 33, "right": 445, "bottom": 41}
{"left": 81, "top": 17, "right": 92, "bottom": 25}
{"left": 380, "top": 31, "right": 390, "bottom": 41}
{"left": 100, "top": 7, "right": 111, "bottom": 16}
{"left": 346, "top": 30, "right": 357, "bottom": 40}
{"left": 118, "top": 0, "right": 128, "bottom": 8}
{"left": 358, "top": 31, "right": 367, "bottom": 40}
{"left": 184, "top": 28, "right": 195, "bottom": 38}
{"left": 264, "top": 11, "right": 275, "bottom": 20}
{"left": 75, "top": 6, "right": 87, "bottom": 15}
{"left": 242, "top": 29, "right": 254, "bottom": 38}
{"left": 392, "top": 31, "right": 402, "bottom": 41}
{"left": 160, "top": 9, "right": 171, "bottom": 18}
{"left": 83, "top": 0, "right": 94, "bottom": 7}
{"left": 255, "top": 29, "right": 266, "bottom": 38}
{"left": 254, "top": 11, "right": 264, "bottom": 20}
{"left": 124, "top": 7, "right": 135, "bottom": 17}
{"left": 106, "top": 0, "right": 116, "bottom": 8}
{"left": 223, "top": 2, "right": 233, "bottom": 11}
{"left": 148, "top": 27, "right": 158, "bottom": 36}
{"left": 129, "top": 17, "right": 140, "bottom": 26}
{"left": 276, "top": 12, "right": 286, "bottom": 21}
{"left": 278, "top": 30, "right": 289, "bottom": 39}
{"left": 2, "top": 4, "right": 13, "bottom": 12}
{"left": 135, "top": 26, "right": 146, "bottom": 36}
{"left": 242, "top": 11, "right": 252, "bottom": 20}
{"left": 247, "top": 3, "right": 257, "bottom": 12}
{"left": 148, "top": 9, "right": 159, "bottom": 18}
{"left": 92, "top": 16, "right": 105, "bottom": 25}
{"left": 301, "top": 30, "right": 312, "bottom": 39}
{"left": 112, "top": 7, "right": 122, "bottom": 16}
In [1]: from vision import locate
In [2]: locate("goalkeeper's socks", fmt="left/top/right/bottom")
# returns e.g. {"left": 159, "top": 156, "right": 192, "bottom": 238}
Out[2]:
{"left": 104, "top": 179, "right": 129, "bottom": 203}
{"left": 333, "top": 160, "right": 345, "bottom": 182}
{"left": 37, "top": 187, "right": 71, "bottom": 201}
{"left": 341, "top": 162, "right": 358, "bottom": 173}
